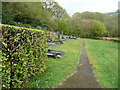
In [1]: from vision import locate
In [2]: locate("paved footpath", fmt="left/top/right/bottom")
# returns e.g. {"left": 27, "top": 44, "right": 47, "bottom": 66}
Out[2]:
{"left": 56, "top": 40, "right": 100, "bottom": 88}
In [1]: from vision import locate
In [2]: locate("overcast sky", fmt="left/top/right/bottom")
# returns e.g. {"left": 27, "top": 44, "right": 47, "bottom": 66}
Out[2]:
{"left": 54, "top": 0, "right": 119, "bottom": 16}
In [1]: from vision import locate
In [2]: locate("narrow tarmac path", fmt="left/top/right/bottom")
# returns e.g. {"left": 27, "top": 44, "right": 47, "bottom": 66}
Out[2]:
{"left": 56, "top": 40, "right": 100, "bottom": 88}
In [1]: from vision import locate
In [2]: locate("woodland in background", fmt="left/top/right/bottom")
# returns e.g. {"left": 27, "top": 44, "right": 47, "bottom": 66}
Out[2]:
{"left": 2, "top": 1, "right": 119, "bottom": 38}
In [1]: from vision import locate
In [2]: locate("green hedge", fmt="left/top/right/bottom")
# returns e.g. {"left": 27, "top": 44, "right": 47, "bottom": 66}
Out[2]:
{"left": 1, "top": 24, "right": 48, "bottom": 88}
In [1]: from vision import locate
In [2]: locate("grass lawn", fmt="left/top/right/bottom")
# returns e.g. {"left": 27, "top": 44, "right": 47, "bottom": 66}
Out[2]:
{"left": 86, "top": 39, "right": 118, "bottom": 88}
{"left": 27, "top": 39, "right": 83, "bottom": 88}
{"left": 0, "top": 51, "right": 1, "bottom": 89}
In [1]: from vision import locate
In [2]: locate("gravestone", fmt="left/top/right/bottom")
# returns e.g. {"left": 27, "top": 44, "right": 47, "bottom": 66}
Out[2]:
{"left": 47, "top": 32, "right": 52, "bottom": 42}
{"left": 47, "top": 49, "right": 64, "bottom": 58}
{"left": 57, "top": 32, "right": 60, "bottom": 41}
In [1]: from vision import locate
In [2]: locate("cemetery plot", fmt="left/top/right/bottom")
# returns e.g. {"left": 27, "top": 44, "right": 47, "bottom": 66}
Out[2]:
{"left": 47, "top": 41, "right": 63, "bottom": 46}
{"left": 47, "top": 31, "right": 70, "bottom": 46}
{"left": 47, "top": 49, "right": 64, "bottom": 58}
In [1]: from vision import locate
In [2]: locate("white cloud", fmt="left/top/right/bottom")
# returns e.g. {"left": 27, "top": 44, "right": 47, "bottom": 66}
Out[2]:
{"left": 55, "top": 0, "right": 119, "bottom": 16}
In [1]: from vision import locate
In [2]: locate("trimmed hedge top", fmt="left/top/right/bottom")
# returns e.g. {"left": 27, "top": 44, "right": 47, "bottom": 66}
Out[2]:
{"left": 1, "top": 24, "right": 48, "bottom": 88}
{"left": 2, "top": 24, "right": 45, "bottom": 32}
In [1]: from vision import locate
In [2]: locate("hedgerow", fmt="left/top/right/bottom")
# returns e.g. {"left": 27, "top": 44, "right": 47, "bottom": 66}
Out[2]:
{"left": 1, "top": 24, "right": 48, "bottom": 88}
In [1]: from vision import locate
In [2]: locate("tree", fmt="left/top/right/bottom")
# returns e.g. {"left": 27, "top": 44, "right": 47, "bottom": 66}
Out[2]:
{"left": 68, "top": 15, "right": 107, "bottom": 38}
{"left": 58, "top": 20, "right": 68, "bottom": 33}
{"left": 104, "top": 14, "right": 118, "bottom": 37}
{"left": 2, "top": 3, "right": 14, "bottom": 24}
{"left": 2, "top": 1, "right": 70, "bottom": 32}
{"left": 90, "top": 20, "right": 107, "bottom": 38}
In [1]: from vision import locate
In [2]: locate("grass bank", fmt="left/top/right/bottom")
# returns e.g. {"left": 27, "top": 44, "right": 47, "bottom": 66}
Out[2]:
{"left": 86, "top": 39, "right": 118, "bottom": 88}
{"left": 27, "top": 39, "right": 83, "bottom": 88}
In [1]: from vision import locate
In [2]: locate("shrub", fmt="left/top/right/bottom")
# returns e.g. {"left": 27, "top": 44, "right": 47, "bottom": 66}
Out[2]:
{"left": 1, "top": 24, "right": 48, "bottom": 88}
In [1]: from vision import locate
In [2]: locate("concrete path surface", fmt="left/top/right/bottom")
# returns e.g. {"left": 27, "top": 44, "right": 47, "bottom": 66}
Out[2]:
{"left": 56, "top": 40, "right": 100, "bottom": 88}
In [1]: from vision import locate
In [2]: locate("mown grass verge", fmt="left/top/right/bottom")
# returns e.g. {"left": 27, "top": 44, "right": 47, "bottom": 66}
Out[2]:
{"left": 27, "top": 39, "right": 83, "bottom": 88}
{"left": 86, "top": 39, "right": 118, "bottom": 88}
